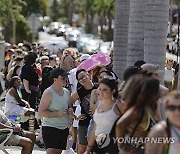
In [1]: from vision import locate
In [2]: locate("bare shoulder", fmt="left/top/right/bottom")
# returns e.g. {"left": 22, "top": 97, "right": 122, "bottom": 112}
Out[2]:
{"left": 117, "top": 107, "right": 140, "bottom": 126}
{"left": 42, "top": 88, "right": 52, "bottom": 99}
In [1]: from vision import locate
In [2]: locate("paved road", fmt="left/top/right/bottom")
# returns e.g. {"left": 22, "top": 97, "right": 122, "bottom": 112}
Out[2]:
{"left": 5, "top": 145, "right": 45, "bottom": 154}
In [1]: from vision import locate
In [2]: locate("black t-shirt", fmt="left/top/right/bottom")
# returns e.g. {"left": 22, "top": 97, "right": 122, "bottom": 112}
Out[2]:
{"left": 20, "top": 64, "right": 39, "bottom": 87}
{"left": 77, "top": 84, "right": 98, "bottom": 126}
{"left": 41, "top": 66, "right": 53, "bottom": 94}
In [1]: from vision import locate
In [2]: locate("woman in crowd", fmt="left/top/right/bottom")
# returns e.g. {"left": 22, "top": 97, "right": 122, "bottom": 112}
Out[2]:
{"left": 6, "top": 56, "right": 24, "bottom": 81}
{"left": 38, "top": 67, "right": 73, "bottom": 154}
{"left": 20, "top": 52, "right": 39, "bottom": 130}
{"left": 85, "top": 78, "right": 123, "bottom": 154}
{"left": 4, "top": 76, "right": 35, "bottom": 118}
{"left": 70, "top": 69, "right": 98, "bottom": 154}
{"left": 116, "top": 75, "right": 160, "bottom": 154}
{"left": 90, "top": 70, "right": 114, "bottom": 114}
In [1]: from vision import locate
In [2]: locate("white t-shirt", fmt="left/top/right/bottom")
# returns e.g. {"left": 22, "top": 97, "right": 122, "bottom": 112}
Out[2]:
{"left": 164, "top": 67, "right": 174, "bottom": 82}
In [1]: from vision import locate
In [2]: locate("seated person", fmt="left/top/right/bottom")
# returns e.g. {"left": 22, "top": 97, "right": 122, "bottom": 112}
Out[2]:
{"left": 4, "top": 76, "right": 35, "bottom": 118}
{"left": 0, "top": 110, "right": 35, "bottom": 154}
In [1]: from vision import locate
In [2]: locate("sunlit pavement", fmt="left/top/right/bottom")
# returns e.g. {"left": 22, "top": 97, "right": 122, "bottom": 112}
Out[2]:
{"left": 5, "top": 145, "right": 45, "bottom": 154}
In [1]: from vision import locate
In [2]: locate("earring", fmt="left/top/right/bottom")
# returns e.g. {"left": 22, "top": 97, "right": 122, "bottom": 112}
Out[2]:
{"left": 112, "top": 95, "right": 114, "bottom": 101}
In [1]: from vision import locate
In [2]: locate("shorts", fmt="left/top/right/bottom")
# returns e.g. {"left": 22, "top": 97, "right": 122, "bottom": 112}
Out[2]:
{"left": 78, "top": 126, "right": 88, "bottom": 145}
{"left": 5, "top": 131, "right": 27, "bottom": 146}
{"left": 73, "top": 104, "right": 81, "bottom": 128}
{"left": 42, "top": 126, "right": 69, "bottom": 150}
{"left": 87, "top": 118, "right": 94, "bottom": 137}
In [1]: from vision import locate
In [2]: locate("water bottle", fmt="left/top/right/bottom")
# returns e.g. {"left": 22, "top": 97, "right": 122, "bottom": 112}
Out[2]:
{"left": 8, "top": 115, "right": 21, "bottom": 122}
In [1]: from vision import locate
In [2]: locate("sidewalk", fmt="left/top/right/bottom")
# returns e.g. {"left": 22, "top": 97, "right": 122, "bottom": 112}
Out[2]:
{"left": 5, "top": 145, "right": 45, "bottom": 154}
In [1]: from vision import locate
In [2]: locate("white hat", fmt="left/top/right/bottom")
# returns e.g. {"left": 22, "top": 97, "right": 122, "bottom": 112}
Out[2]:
{"left": 80, "top": 54, "right": 91, "bottom": 62}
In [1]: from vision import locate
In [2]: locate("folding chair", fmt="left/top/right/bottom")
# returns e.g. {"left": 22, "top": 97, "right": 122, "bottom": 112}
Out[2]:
{"left": 0, "top": 128, "right": 13, "bottom": 154}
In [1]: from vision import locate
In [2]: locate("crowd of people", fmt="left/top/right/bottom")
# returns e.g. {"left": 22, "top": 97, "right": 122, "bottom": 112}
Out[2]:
{"left": 0, "top": 42, "right": 179, "bottom": 154}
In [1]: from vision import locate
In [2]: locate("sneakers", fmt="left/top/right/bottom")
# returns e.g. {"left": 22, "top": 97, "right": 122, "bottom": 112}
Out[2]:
{"left": 35, "top": 140, "right": 45, "bottom": 148}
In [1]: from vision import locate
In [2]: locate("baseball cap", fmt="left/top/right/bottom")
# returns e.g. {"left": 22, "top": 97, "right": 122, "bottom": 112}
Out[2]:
{"left": 49, "top": 67, "right": 69, "bottom": 82}
{"left": 80, "top": 54, "right": 91, "bottom": 62}
{"left": 141, "top": 63, "right": 159, "bottom": 74}
{"left": 40, "top": 56, "right": 49, "bottom": 63}
{"left": 123, "top": 66, "right": 146, "bottom": 81}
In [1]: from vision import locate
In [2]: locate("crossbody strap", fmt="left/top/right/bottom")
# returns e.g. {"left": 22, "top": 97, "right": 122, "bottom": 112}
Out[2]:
{"left": 130, "top": 110, "right": 145, "bottom": 138}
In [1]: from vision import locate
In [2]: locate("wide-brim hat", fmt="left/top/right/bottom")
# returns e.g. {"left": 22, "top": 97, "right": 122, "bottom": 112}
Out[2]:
{"left": 77, "top": 58, "right": 101, "bottom": 71}
{"left": 91, "top": 51, "right": 111, "bottom": 66}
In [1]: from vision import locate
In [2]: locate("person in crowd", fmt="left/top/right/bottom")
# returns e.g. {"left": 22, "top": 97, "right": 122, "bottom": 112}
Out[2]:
{"left": 4, "top": 76, "right": 35, "bottom": 118}
{"left": 118, "top": 66, "right": 145, "bottom": 92}
{"left": 6, "top": 57, "right": 24, "bottom": 81}
{"left": 68, "top": 54, "right": 91, "bottom": 151}
{"left": 90, "top": 70, "right": 114, "bottom": 114}
{"left": 164, "top": 59, "right": 175, "bottom": 91}
{"left": 20, "top": 52, "right": 39, "bottom": 130}
{"left": 0, "top": 110, "right": 35, "bottom": 154}
{"left": 2, "top": 48, "right": 15, "bottom": 90}
{"left": 60, "top": 54, "right": 74, "bottom": 72}
{"left": 145, "top": 91, "right": 180, "bottom": 154}
{"left": 49, "top": 54, "right": 59, "bottom": 68}
{"left": 38, "top": 67, "right": 73, "bottom": 154}
{"left": 134, "top": 60, "right": 146, "bottom": 69}
{"left": 173, "top": 63, "right": 179, "bottom": 90}
{"left": 85, "top": 78, "right": 123, "bottom": 154}
{"left": 56, "top": 49, "right": 64, "bottom": 61}
{"left": 116, "top": 75, "right": 160, "bottom": 154}
{"left": 70, "top": 69, "right": 98, "bottom": 154}
{"left": 141, "top": 63, "right": 169, "bottom": 120}
{"left": 63, "top": 48, "right": 77, "bottom": 59}
{"left": 40, "top": 56, "right": 53, "bottom": 95}
{"left": 60, "top": 54, "right": 75, "bottom": 92}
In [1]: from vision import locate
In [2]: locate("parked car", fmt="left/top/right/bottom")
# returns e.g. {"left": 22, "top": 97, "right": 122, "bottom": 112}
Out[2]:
{"left": 56, "top": 24, "right": 70, "bottom": 37}
{"left": 68, "top": 29, "right": 84, "bottom": 47}
{"left": 76, "top": 34, "right": 94, "bottom": 52}
{"left": 48, "top": 22, "right": 62, "bottom": 35}
{"left": 83, "top": 39, "right": 103, "bottom": 54}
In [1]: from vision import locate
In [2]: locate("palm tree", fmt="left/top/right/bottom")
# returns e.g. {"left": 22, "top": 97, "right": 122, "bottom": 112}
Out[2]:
{"left": 144, "top": 0, "right": 169, "bottom": 83}
{"left": 127, "top": 0, "right": 145, "bottom": 67}
{"left": 113, "top": 0, "right": 130, "bottom": 80}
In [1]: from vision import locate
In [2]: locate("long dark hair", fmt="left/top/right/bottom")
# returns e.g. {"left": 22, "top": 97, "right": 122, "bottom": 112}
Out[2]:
{"left": 123, "top": 75, "right": 159, "bottom": 113}
{"left": 99, "top": 78, "right": 118, "bottom": 98}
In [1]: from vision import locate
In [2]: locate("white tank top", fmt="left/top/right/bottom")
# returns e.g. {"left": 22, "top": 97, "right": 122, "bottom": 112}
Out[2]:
{"left": 5, "top": 90, "right": 19, "bottom": 113}
{"left": 94, "top": 101, "right": 119, "bottom": 136}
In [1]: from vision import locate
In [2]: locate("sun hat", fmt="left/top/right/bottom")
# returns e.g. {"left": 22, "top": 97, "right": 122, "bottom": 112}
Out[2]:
{"left": 141, "top": 63, "right": 160, "bottom": 74}
{"left": 77, "top": 58, "right": 101, "bottom": 71}
{"left": 91, "top": 51, "right": 111, "bottom": 66}
{"left": 80, "top": 54, "right": 91, "bottom": 62}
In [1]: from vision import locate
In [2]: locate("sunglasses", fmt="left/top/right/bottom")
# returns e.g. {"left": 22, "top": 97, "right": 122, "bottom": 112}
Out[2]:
{"left": 166, "top": 105, "right": 180, "bottom": 111}
{"left": 58, "top": 76, "right": 66, "bottom": 80}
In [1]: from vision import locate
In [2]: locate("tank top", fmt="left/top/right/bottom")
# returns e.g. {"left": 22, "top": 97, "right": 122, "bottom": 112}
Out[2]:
{"left": 5, "top": 90, "right": 19, "bottom": 114}
{"left": 42, "top": 86, "right": 70, "bottom": 130}
{"left": 94, "top": 101, "right": 119, "bottom": 136}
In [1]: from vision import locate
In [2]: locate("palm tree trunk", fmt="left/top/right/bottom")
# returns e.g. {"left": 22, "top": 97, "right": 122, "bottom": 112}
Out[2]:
{"left": 127, "top": 0, "right": 145, "bottom": 67}
{"left": 144, "top": 0, "right": 169, "bottom": 83}
{"left": 113, "top": 0, "right": 130, "bottom": 80}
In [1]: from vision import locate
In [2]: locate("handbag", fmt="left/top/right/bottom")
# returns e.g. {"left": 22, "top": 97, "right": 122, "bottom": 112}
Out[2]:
{"left": 96, "top": 132, "right": 111, "bottom": 148}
